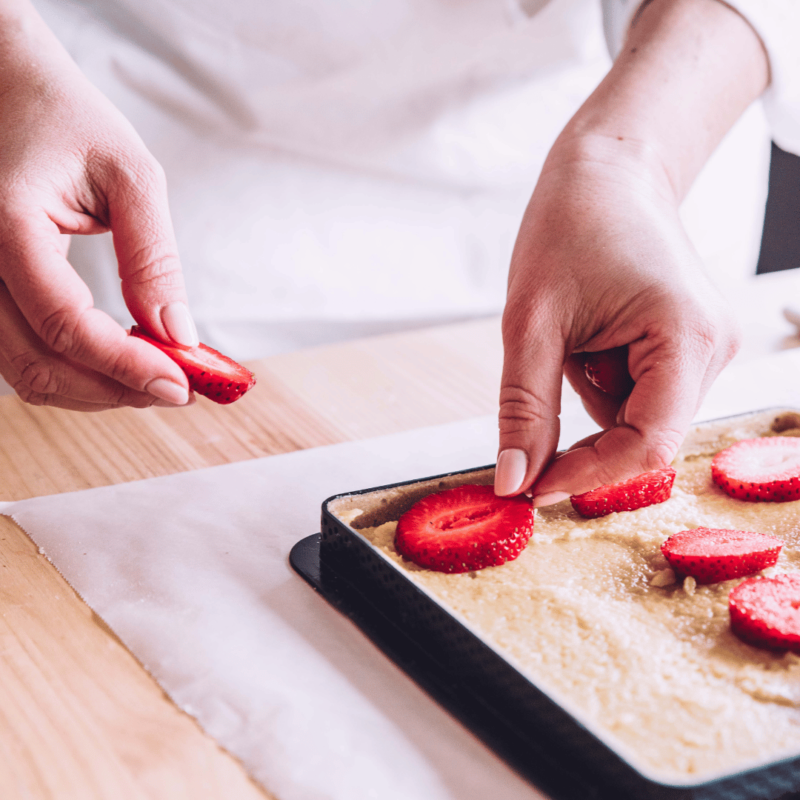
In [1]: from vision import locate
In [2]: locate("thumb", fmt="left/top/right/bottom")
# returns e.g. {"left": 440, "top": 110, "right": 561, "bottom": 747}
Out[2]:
{"left": 531, "top": 335, "right": 706, "bottom": 504}
{"left": 495, "top": 317, "right": 565, "bottom": 497}
{"left": 104, "top": 155, "right": 198, "bottom": 348}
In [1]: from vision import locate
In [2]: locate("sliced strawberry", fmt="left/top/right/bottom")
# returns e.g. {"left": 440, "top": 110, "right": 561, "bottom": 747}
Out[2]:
{"left": 130, "top": 326, "right": 256, "bottom": 404}
{"left": 729, "top": 574, "right": 800, "bottom": 652}
{"left": 582, "top": 347, "right": 634, "bottom": 398}
{"left": 711, "top": 437, "right": 800, "bottom": 502}
{"left": 661, "top": 528, "right": 782, "bottom": 584}
{"left": 570, "top": 467, "right": 675, "bottom": 519}
{"left": 394, "top": 484, "right": 534, "bottom": 574}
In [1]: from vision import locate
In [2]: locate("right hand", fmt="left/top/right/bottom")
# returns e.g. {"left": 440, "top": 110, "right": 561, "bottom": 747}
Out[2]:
{"left": 0, "top": 1, "right": 198, "bottom": 411}
{"left": 495, "top": 135, "right": 742, "bottom": 503}
{"left": 493, "top": 0, "right": 769, "bottom": 503}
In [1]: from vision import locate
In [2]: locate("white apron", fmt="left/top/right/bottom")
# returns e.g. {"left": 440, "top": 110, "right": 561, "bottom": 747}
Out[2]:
{"left": 35, "top": 0, "right": 772, "bottom": 358}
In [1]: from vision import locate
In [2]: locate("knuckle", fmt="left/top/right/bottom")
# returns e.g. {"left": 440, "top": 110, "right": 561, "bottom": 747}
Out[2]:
{"left": 107, "top": 380, "right": 145, "bottom": 408}
{"left": 501, "top": 296, "right": 552, "bottom": 345}
{"left": 722, "top": 320, "right": 743, "bottom": 363}
{"left": 114, "top": 383, "right": 135, "bottom": 406}
{"left": 132, "top": 394, "right": 159, "bottom": 409}
{"left": 592, "top": 458, "right": 622, "bottom": 490}
{"left": 687, "top": 300, "right": 742, "bottom": 367}
{"left": 104, "top": 349, "right": 139, "bottom": 388}
{"left": 17, "top": 357, "right": 62, "bottom": 395}
{"left": 501, "top": 302, "right": 528, "bottom": 344}
{"left": 498, "top": 384, "right": 553, "bottom": 436}
{"left": 103, "top": 146, "right": 165, "bottom": 194}
{"left": 0, "top": 213, "right": 26, "bottom": 255}
{"left": 137, "top": 154, "right": 166, "bottom": 187}
{"left": 689, "top": 320, "right": 721, "bottom": 361}
{"left": 676, "top": 301, "right": 738, "bottom": 366}
{"left": 12, "top": 380, "right": 47, "bottom": 407}
{"left": 643, "top": 429, "right": 683, "bottom": 472}
{"left": 136, "top": 151, "right": 167, "bottom": 185}
{"left": 123, "top": 246, "right": 182, "bottom": 292}
{"left": 38, "top": 306, "right": 78, "bottom": 355}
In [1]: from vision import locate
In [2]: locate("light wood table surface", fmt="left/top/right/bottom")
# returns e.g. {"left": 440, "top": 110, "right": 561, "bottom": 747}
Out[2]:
{"left": 0, "top": 317, "right": 504, "bottom": 800}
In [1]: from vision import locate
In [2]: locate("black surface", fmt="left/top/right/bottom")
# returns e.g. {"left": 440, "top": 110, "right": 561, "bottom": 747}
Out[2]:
{"left": 757, "top": 143, "right": 800, "bottom": 275}
{"left": 292, "top": 428, "right": 800, "bottom": 800}
{"left": 290, "top": 533, "right": 601, "bottom": 800}
{"left": 293, "top": 524, "right": 800, "bottom": 800}
{"left": 291, "top": 458, "right": 800, "bottom": 800}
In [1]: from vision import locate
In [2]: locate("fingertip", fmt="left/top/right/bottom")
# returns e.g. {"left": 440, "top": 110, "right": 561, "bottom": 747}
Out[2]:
{"left": 532, "top": 491, "right": 570, "bottom": 508}
{"left": 152, "top": 391, "right": 197, "bottom": 408}
{"left": 146, "top": 377, "right": 190, "bottom": 406}
{"left": 494, "top": 448, "right": 528, "bottom": 496}
{"left": 161, "top": 301, "right": 199, "bottom": 348}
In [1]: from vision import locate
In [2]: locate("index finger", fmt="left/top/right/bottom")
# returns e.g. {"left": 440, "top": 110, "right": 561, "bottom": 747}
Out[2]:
{"left": 100, "top": 153, "right": 198, "bottom": 349}
{"left": 0, "top": 213, "right": 191, "bottom": 403}
{"left": 495, "top": 309, "right": 566, "bottom": 496}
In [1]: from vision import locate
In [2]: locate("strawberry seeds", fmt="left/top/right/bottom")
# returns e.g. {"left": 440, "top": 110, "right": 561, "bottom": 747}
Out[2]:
{"left": 729, "top": 574, "right": 800, "bottom": 654}
{"left": 711, "top": 437, "right": 800, "bottom": 502}
{"left": 395, "top": 484, "right": 533, "bottom": 574}
{"left": 131, "top": 325, "right": 256, "bottom": 404}
{"left": 393, "top": 430, "right": 800, "bottom": 656}
{"left": 570, "top": 467, "right": 676, "bottom": 519}
{"left": 661, "top": 528, "right": 782, "bottom": 585}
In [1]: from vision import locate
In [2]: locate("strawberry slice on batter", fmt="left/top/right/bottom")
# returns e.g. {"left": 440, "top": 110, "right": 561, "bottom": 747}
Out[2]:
{"left": 131, "top": 326, "right": 256, "bottom": 404}
{"left": 661, "top": 528, "right": 782, "bottom": 584}
{"left": 711, "top": 437, "right": 800, "bottom": 502}
{"left": 729, "top": 574, "right": 800, "bottom": 652}
{"left": 570, "top": 467, "right": 675, "bottom": 519}
{"left": 394, "top": 484, "right": 534, "bottom": 573}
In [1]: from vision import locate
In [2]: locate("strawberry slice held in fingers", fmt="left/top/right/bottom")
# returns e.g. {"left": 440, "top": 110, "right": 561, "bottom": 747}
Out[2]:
{"left": 582, "top": 346, "right": 634, "bottom": 398}
{"left": 729, "top": 574, "right": 800, "bottom": 653}
{"left": 395, "top": 484, "right": 534, "bottom": 573}
{"left": 711, "top": 437, "right": 800, "bottom": 502}
{"left": 131, "top": 326, "right": 256, "bottom": 404}
{"left": 570, "top": 467, "right": 676, "bottom": 519}
{"left": 661, "top": 528, "right": 782, "bottom": 584}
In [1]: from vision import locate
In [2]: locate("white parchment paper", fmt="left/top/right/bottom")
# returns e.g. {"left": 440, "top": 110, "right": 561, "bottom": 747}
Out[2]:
{"left": 1, "top": 351, "right": 799, "bottom": 800}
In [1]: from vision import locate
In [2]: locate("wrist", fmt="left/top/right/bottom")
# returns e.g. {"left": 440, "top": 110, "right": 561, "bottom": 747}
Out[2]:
{"left": 0, "top": 0, "right": 78, "bottom": 89}
{"left": 552, "top": 0, "right": 768, "bottom": 203}
{"left": 541, "top": 129, "right": 679, "bottom": 209}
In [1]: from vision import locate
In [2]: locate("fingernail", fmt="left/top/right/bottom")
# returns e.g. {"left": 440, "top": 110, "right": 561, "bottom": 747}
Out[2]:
{"left": 147, "top": 377, "right": 189, "bottom": 405}
{"left": 161, "top": 302, "right": 199, "bottom": 348}
{"left": 494, "top": 449, "right": 528, "bottom": 496}
{"left": 533, "top": 491, "right": 571, "bottom": 508}
{"left": 152, "top": 393, "right": 196, "bottom": 408}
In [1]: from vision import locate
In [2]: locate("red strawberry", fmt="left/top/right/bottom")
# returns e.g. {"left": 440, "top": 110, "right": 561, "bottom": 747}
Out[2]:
{"left": 661, "top": 528, "right": 782, "bottom": 584}
{"left": 394, "top": 484, "right": 534, "bottom": 574}
{"left": 729, "top": 574, "right": 800, "bottom": 652}
{"left": 711, "top": 437, "right": 800, "bottom": 502}
{"left": 582, "top": 347, "right": 634, "bottom": 397}
{"left": 130, "top": 326, "right": 256, "bottom": 404}
{"left": 570, "top": 467, "right": 675, "bottom": 519}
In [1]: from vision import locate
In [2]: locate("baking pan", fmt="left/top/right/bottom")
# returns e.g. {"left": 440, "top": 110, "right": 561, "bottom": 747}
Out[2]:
{"left": 291, "top": 411, "right": 800, "bottom": 800}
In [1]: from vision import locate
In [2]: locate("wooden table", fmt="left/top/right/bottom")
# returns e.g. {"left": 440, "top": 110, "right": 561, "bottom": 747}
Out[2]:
{"left": 0, "top": 317, "right": 503, "bottom": 800}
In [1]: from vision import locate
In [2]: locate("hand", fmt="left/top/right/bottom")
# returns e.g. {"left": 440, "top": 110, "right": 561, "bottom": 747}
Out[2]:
{"left": 494, "top": 0, "right": 768, "bottom": 501}
{"left": 0, "top": 1, "right": 197, "bottom": 411}
{"left": 495, "top": 136, "right": 740, "bottom": 502}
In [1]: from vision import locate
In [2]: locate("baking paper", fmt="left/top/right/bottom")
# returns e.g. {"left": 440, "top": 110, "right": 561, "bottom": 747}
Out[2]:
{"left": 1, "top": 352, "right": 799, "bottom": 800}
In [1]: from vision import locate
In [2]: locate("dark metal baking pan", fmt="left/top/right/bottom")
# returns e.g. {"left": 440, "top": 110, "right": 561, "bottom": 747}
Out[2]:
{"left": 291, "top": 417, "right": 800, "bottom": 800}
